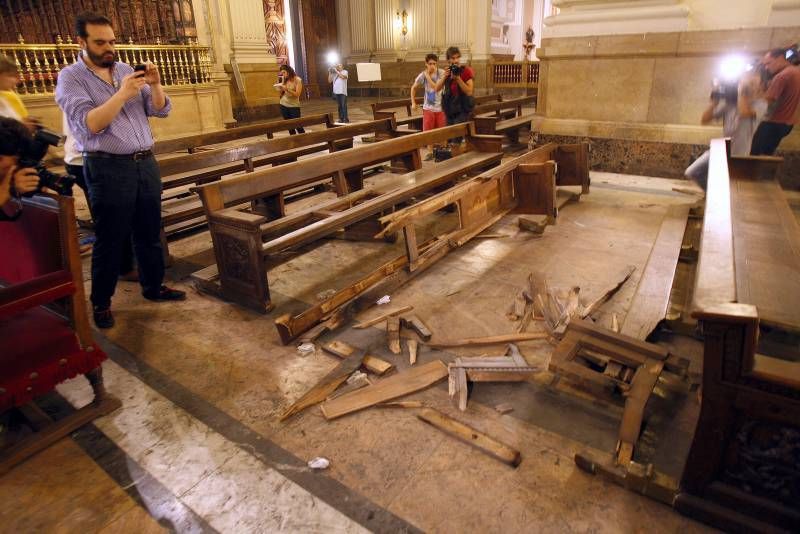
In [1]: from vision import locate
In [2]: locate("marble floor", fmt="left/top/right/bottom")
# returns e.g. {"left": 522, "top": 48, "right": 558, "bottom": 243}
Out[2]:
{"left": 0, "top": 101, "right": 717, "bottom": 533}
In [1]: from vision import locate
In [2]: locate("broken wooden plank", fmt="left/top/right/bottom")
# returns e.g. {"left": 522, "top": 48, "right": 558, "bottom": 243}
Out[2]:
{"left": 429, "top": 332, "right": 548, "bottom": 349}
{"left": 320, "top": 361, "right": 449, "bottom": 420}
{"left": 322, "top": 341, "right": 394, "bottom": 376}
{"left": 280, "top": 349, "right": 365, "bottom": 421}
{"left": 401, "top": 315, "right": 432, "bottom": 341}
{"left": 408, "top": 339, "right": 418, "bottom": 365}
{"left": 417, "top": 407, "right": 522, "bottom": 467}
{"left": 579, "top": 265, "right": 637, "bottom": 320}
{"left": 620, "top": 206, "right": 689, "bottom": 340}
{"left": 387, "top": 315, "right": 402, "bottom": 354}
{"left": 352, "top": 305, "right": 413, "bottom": 329}
{"left": 377, "top": 400, "right": 425, "bottom": 409}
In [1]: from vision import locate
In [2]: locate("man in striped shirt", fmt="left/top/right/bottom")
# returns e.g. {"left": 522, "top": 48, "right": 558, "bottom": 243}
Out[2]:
{"left": 56, "top": 11, "right": 185, "bottom": 329}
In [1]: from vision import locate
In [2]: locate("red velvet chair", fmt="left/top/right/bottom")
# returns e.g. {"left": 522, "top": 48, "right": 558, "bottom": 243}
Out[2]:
{"left": 0, "top": 193, "right": 120, "bottom": 474}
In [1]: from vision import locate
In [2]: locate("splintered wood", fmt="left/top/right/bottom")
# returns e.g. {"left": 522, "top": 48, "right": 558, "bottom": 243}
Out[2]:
{"left": 448, "top": 344, "right": 541, "bottom": 411}
{"left": 322, "top": 341, "right": 394, "bottom": 376}
{"left": 320, "top": 361, "right": 449, "bottom": 420}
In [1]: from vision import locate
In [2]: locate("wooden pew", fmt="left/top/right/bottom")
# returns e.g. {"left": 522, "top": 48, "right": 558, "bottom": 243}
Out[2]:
{"left": 371, "top": 94, "right": 504, "bottom": 132}
{"left": 275, "top": 140, "right": 591, "bottom": 343}
{"left": 156, "top": 119, "right": 401, "bottom": 242}
{"left": 153, "top": 113, "right": 336, "bottom": 154}
{"left": 193, "top": 123, "right": 505, "bottom": 312}
{"left": 471, "top": 95, "right": 537, "bottom": 143}
{"left": 674, "top": 138, "right": 800, "bottom": 533}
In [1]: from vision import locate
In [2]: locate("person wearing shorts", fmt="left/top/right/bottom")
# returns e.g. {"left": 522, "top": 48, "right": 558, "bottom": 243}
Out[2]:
{"left": 411, "top": 53, "right": 446, "bottom": 159}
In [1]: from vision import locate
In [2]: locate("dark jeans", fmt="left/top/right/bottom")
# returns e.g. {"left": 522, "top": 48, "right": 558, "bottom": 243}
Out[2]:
{"left": 335, "top": 93, "right": 348, "bottom": 122}
{"left": 69, "top": 163, "right": 136, "bottom": 273}
{"left": 84, "top": 155, "right": 164, "bottom": 309}
{"left": 279, "top": 104, "right": 306, "bottom": 134}
{"left": 750, "top": 121, "right": 794, "bottom": 155}
{"left": 446, "top": 111, "right": 469, "bottom": 143}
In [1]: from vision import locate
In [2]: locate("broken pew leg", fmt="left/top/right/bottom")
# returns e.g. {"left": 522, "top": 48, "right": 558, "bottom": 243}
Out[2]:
{"left": 574, "top": 451, "right": 677, "bottom": 506}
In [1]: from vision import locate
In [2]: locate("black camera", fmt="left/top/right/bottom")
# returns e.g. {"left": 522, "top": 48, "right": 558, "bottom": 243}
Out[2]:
{"left": 449, "top": 64, "right": 463, "bottom": 76}
{"left": 710, "top": 81, "right": 738, "bottom": 104}
{"left": 18, "top": 126, "right": 76, "bottom": 196}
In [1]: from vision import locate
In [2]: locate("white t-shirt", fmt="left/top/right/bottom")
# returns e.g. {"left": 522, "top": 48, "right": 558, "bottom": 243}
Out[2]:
{"left": 62, "top": 113, "right": 82, "bottom": 166}
{"left": 332, "top": 70, "right": 348, "bottom": 95}
{"left": 414, "top": 69, "right": 445, "bottom": 112}
{"left": 713, "top": 99, "right": 768, "bottom": 156}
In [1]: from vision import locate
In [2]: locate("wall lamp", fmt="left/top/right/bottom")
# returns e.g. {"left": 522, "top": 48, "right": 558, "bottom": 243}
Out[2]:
{"left": 395, "top": 9, "right": 408, "bottom": 36}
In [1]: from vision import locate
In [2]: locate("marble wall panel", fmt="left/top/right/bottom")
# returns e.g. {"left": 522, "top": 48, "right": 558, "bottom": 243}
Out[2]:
{"left": 647, "top": 56, "right": 718, "bottom": 126}
{"left": 544, "top": 57, "right": 655, "bottom": 123}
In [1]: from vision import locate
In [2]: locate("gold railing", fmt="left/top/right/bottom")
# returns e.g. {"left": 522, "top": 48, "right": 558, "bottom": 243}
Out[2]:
{"left": 490, "top": 61, "right": 539, "bottom": 88}
{"left": 0, "top": 37, "right": 213, "bottom": 96}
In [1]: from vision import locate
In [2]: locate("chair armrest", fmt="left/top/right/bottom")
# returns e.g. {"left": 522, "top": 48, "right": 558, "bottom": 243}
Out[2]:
{"left": 0, "top": 270, "right": 75, "bottom": 320}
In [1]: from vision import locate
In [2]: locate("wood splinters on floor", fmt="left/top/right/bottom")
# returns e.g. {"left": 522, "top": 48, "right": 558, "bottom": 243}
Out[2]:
{"left": 408, "top": 339, "right": 418, "bottom": 365}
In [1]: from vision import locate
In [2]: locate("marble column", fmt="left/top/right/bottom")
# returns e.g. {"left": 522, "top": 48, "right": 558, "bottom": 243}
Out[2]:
{"left": 445, "top": 0, "right": 469, "bottom": 48}
{"left": 768, "top": 0, "right": 800, "bottom": 26}
{"left": 374, "top": 0, "right": 398, "bottom": 61}
{"left": 220, "top": 0, "right": 280, "bottom": 109}
{"left": 348, "top": 0, "right": 376, "bottom": 57}
{"left": 543, "top": 0, "right": 690, "bottom": 38}
{"left": 224, "top": 0, "right": 273, "bottom": 63}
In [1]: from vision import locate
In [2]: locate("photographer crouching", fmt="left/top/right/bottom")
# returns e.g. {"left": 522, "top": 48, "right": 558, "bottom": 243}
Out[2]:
{"left": 0, "top": 117, "right": 41, "bottom": 219}
{"left": 435, "top": 46, "right": 474, "bottom": 145}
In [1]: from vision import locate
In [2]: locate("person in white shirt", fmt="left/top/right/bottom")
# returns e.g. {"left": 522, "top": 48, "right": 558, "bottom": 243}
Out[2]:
{"left": 329, "top": 64, "right": 349, "bottom": 123}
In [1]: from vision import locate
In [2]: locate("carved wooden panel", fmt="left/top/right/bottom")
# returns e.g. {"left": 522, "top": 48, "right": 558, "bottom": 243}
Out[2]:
{"left": 264, "top": 0, "right": 289, "bottom": 65}
{"left": 0, "top": 0, "right": 193, "bottom": 44}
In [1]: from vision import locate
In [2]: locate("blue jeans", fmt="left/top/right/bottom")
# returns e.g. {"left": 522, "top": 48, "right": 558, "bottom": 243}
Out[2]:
{"left": 335, "top": 93, "right": 348, "bottom": 122}
{"left": 84, "top": 155, "right": 164, "bottom": 308}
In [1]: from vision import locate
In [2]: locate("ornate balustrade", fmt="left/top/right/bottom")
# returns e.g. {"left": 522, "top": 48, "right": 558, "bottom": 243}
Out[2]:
{"left": 490, "top": 61, "right": 539, "bottom": 89}
{"left": 1, "top": 37, "right": 213, "bottom": 96}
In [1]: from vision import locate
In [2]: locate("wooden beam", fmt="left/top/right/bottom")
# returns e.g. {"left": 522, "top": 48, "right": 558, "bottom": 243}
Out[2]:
{"left": 428, "top": 332, "right": 548, "bottom": 349}
{"left": 416, "top": 408, "right": 522, "bottom": 467}
{"left": 352, "top": 305, "right": 414, "bottom": 329}
{"left": 387, "top": 315, "right": 402, "bottom": 354}
{"left": 620, "top": 205, "right": 688, "bottom": 340}
{"left": 320, "top": 361, "right": 449, "bottom": 420}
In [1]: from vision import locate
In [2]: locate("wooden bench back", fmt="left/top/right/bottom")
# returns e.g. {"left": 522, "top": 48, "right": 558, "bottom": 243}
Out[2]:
{"left": 158, "top": 118, "right": 396, "bottom": 177}
{"left": 153, "top": 113, "right": 335, "bottom": 154}
{"left": 372, "top": 94, "right": 503, "bottom": 118}
{"left": 195, "top": 123, "right": 496, "bottom": 211}
{"left": 472, "top": 95, "right": 536, "bottom": 116}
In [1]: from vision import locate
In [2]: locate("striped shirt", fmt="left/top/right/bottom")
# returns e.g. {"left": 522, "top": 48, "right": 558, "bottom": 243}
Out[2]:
{"left": 55, "top": 55, "right": 171, "bottom": 155}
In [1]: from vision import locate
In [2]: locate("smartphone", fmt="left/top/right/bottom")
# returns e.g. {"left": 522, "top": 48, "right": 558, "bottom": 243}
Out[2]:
{"left": 133, "top": 64, "right": 147, "bottom": 74}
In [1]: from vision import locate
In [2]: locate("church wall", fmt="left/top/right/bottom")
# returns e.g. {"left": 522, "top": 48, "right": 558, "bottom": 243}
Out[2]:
{"left": 538, "top": 1, "right": 800, "bottom": 186}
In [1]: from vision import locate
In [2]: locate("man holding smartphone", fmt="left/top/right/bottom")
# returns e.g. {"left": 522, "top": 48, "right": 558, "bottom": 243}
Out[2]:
{"left": 56, "top": 11, "right": 185, "bottom": 329}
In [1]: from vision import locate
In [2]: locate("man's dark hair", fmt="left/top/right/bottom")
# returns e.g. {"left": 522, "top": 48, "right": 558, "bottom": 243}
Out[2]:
{"left": 446, "top": 47, "right": 460, "bottom": 60}
{"left": 767, "top": 47, "right": 787, "bottom": 59}
{"left": 75, "top": 11, "right": 113, "bottom": 39}
{"left": 0, "top": 117, "right": 31, "bottom": 157}
{"left": 425, "top": 53, "right": 438, "bottom": 63}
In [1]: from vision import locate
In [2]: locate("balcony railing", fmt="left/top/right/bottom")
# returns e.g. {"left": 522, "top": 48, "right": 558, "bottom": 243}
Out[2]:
{"left": 0, "top": 37, "right": 213, "bottom": 96}
{"left": 490, "top": 61, "right": 539, "bottom": 88}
